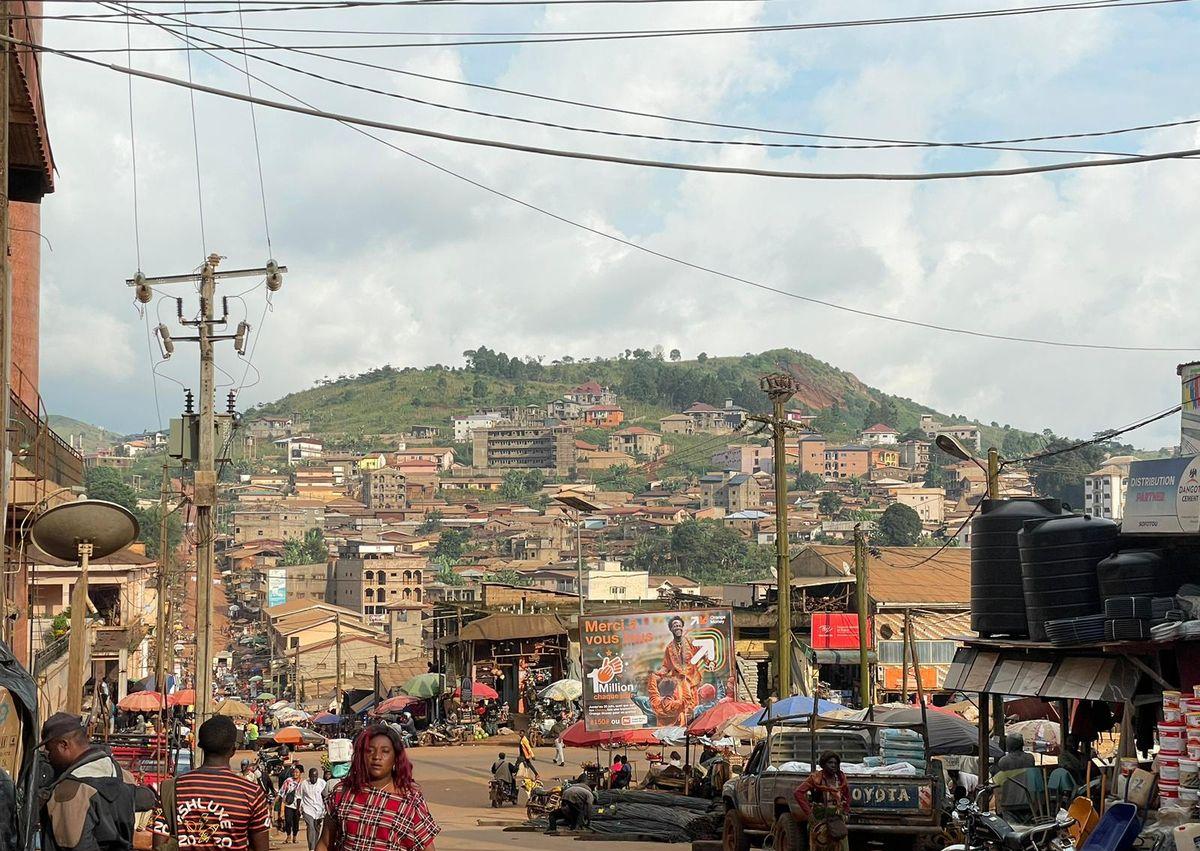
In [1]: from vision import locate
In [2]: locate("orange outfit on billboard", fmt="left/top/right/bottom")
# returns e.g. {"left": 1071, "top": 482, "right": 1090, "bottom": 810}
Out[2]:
{"left": 648, "top": 636, "right": 703, "bottom": 726}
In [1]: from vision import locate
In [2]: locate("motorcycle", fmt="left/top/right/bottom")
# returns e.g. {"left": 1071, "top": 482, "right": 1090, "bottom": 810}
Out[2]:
{"left": 946, "top": 786, "right": 1076, "bottom": 851}
{"left": 489, "top": 778, "right": 519, "bottom": 808}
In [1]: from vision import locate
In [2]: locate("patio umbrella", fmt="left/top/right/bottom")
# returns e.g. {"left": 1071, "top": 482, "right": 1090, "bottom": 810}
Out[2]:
{"left": 1007, "top": 719, "right": 1062, "bottom": 756}
{"left": 213, "top": 698, "right": 254, "bottom": 719}
{"left": 118, "top": 691, "right": 166, "bottom": 712}
{"left": 687, "top": 701, "right": 763, "bottom": 737}
{"left": 746, "top": 696, "right": 841, "bottom": 726}
{"left": 717, "top": 711, "right": 767, "bottom": 742}
{"left": 560, "top": 721, "right": 660, "bottom": 748}
{"left": 454, "top": 682, "right": 499, "bottom": 700}
{"left": 276, "top": 709, "right": 310, "bottom": 723}
{"left": 269, "top": 726, "right": 326, "bottom": 746}
{"left": 167, "top": 689, "right": 195, "bottom": 707}
{"left": 255, "top": 692, "right": 277, "bottom": 702}
{"left": 313, "top": 712, "right": 343, "bottom": 725}
{"left": 400, "top": 673, "right": 445, "bottom": 699}
{"left": 540, "top": 679, "right": 583, "bottom": 702}
{"left": 270, "top": 700, "right": 291, "bottom": 710}
{"left": 373, "top": 695, "right": 422, "bottom": 715}
{"left": 248, "top": 675, "right": 263, "bottom": 683}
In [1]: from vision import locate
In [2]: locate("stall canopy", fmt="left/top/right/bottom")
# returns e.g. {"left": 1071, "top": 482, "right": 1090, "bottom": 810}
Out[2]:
{"left": 453, "top": 613, "right": 569, "bottom": 643}
{"left": 943, "top": 648, "right": 1140, "bottom": 703}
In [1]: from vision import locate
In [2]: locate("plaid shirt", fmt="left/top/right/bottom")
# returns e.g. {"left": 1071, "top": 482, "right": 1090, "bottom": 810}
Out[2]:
{"left": 330, "top": 786, "right": 440, "bottom": 851}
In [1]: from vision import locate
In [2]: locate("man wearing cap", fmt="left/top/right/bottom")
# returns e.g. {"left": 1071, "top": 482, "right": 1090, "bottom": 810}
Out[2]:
{"left": 39, "top": 712, "right": 137, "bottom": 851}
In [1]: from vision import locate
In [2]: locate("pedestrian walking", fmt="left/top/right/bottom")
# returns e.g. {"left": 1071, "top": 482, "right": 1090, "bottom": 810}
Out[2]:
{"left": 517, "top": 729, "right": 540, "bottom": 780}
{"left": 151, "top": 715, "right": 270, "bottom": 851}
{"left": 316, "top": 724, "right": 439, "bottom": 851}
{"left": 300, "top": 768, "right": 327, "bottom": 851}
{"left": 279, "top": 766, "right": 303, "bottom": 843}
{"left": 793, "top": 751, "right": 851, "bottom": 851}
{"left": 554, "top": 736, "right": 566, "bottom": 767}
{"left": 39, "top": 712, "right": 137, "bottom": 851}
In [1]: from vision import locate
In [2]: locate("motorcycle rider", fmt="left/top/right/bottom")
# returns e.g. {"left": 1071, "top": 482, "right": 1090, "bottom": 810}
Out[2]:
{"left": 491, "top": 753, "right": 517, "bottom": 801}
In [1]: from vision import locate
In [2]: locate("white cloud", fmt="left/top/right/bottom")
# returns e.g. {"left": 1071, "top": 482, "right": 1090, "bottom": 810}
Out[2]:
{"left": 33, "top": 0, "right": 1200, "bottom": 450}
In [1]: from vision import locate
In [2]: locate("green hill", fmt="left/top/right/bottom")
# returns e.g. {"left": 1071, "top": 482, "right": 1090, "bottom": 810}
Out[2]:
{"left": 48, "top": 415, "right": 120, "bottom": 454}
{"left": 251, "top": 347, "right": 1053, "bottom": 456}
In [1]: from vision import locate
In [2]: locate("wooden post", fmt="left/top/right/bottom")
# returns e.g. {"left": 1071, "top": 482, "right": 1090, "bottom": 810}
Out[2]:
{"left": 901, "top": 609, "right": 910, "bottom": 704}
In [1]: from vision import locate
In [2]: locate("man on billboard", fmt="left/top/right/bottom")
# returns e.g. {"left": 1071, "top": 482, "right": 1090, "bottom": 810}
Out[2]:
{"left": 648, "top": 616, "right": 704, "bottom": 726}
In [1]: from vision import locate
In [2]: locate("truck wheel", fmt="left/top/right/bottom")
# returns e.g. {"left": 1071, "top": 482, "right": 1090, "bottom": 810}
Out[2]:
{"left": 723, "top": 810, "right": 751, "bottom": 851}
{"left": 771, "top": 814, "right": 804, "bottom": 851}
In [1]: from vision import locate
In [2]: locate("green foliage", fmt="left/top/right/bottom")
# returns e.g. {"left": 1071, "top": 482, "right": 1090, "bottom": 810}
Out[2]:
{"left": 434, "top": 529, "right": 471, "bottom": 562}
{"left": 136, "top": 504, "right": 183, "bottom": 560}
{"left": 281, "top": 528, "right": 327, "bottom": 566}
{"left": 417, "top": 510, "right": 443, "bottom": 534}
{"left": 1028, "top": 439, "right": 1107, "bottom": 508}
{"left": 796, "top": 471, "right": 825, "bottom": 491}
{"left": 875, "top": 504, "right": 923, "bottom": 546}
{"left": 50, "top": 610, "right": 70, "bottom": 638}
{"left": 488, "top": 567, "right": 532, "bottom": 587}
{"left": 861, "top": 398, "right": 900, "bottom": 431}
{"left": 667, "top": 519, "right": 773, "bottom": 584}
{"left": 85, "top": 467, "right": 137, "bottom": 512}
{"left": 499, "top": 469, "right": 545, "bottom": 503}
{"left": 589, "top": 464, "right": 649, "bottom": 495}
{"left": 433, "top": 557, "right": 466, "bottom": 586}
{"left": 818, "top": 492, "right": 844, "bottom": 517}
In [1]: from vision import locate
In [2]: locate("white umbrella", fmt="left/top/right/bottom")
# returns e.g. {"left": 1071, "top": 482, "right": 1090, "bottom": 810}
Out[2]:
{"left": 270, "top": 700, "right": 291, "bottom": 711}
{"left": 539, "top": 679, "right": 583, "bottom": 702}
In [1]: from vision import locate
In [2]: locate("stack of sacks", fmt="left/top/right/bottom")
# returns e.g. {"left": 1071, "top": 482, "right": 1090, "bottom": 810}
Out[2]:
{"left": 880, "top": 727, "right": 927, "bottom": 772}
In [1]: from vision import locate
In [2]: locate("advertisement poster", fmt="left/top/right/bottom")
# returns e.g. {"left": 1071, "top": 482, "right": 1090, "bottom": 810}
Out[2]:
{"left": 581, "top": 608, "right": 734, "bottom": 732}
{"left": 811, "top": 613, "right": 872, "bottom": 650}
{"left": 267, "top": 568, "right": 287, "bottom": 607}
{"left": 1181, "top": 363, "right": 1200, "bottom": 455}
{"left": 1123, "top": 456, "right": 1200, "bottom": 534}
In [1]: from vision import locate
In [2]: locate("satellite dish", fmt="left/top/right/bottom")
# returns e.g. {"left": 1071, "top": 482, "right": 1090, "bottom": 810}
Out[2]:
{"left": 30, "top": 499, "right": 139, "bottom": 560}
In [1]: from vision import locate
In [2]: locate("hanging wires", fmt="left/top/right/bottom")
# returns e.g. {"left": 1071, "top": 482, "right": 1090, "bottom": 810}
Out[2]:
{"left": 236, "top": 0, "right": 273, "bottom": 256}
{"left": 181, "top": 0, "right": 209, "bottom": 255}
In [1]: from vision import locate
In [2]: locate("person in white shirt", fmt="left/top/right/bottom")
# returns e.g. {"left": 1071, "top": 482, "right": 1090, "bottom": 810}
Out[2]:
{"left": 668, "top": 751, "right": 683, "bottom": 770}
{"left": 300, "top": 767, "right": 328, "bottom": 851}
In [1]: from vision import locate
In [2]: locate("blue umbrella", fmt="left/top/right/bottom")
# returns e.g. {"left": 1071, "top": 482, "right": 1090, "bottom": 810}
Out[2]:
{"left": 746, "top": 696, "right": 842, "bottom": 726}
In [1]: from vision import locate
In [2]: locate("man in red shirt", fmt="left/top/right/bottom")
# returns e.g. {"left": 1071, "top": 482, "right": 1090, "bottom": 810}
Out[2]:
{"left": 152, "top": 716, "right": 270, "bottom": 851}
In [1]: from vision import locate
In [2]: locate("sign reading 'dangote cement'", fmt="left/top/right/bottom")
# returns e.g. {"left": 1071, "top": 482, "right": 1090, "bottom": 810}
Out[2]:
{"left": 1123, "top": 456, "right": 1200, "bottom": 533}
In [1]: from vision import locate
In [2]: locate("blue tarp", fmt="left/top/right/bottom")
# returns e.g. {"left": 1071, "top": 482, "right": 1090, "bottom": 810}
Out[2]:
{"left": 746, "top": 695, "right": 842, "bottom": 726}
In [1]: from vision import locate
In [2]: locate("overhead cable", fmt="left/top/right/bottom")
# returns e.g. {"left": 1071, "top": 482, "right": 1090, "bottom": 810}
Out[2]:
{"left": 51, "top": 0, "right": 1198, "bottom": 50}
{"left": 116, "top": 13, "right": 1141, "bottom": 158}
{"left": 24, "top": 39, "right": 1200, "bottom": 187}
{"left": 84, "top": 22, "right": 1200, "bottom": 354}
{"left": 118, "top": 4, "right": 1200, "bottom": 154}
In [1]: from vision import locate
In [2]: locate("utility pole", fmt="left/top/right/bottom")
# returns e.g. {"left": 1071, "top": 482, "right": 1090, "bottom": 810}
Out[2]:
{"left": 335, "top": 611, "right": 342, "bottom": 712}
{"left": 900, "top": 608, "right": 910, "bottom": 704}
{"left": 750, "top": 373, "right": 801, "bottom": 698}
{"left": 853, "top": 525, "right": 872, "bottom": 709}
{"left": 987, "top": 448, "right": 1001, "bottom": 499}
{"left": 128, "top": 255, "right": 284, "bottom": 730}
{"left": 155, "top": 463, "right": 171, "bottom": 705}
{"left": 294, "top": 643, "right": 301, "bottom": 702}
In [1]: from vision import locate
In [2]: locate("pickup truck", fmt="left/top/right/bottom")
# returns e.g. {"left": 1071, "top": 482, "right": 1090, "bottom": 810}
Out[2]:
{"left": 721, "top": 724, "right": 947, "bottom": 851}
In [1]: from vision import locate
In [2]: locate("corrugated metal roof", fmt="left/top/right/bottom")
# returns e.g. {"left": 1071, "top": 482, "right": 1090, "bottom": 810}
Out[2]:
{"left": 792, "top": 545, "right": 970, "bottom": 606}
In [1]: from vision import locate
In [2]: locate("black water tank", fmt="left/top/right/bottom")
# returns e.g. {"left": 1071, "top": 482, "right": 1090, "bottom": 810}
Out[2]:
{"left": 970, "top": 498, "right": 1063, "bottom": 638}
{"left": 1018, "top": 513, "right": 1119, "bottom": 642}
{"left": 1097, "top": 549, "right": 1165, "bottom": 599}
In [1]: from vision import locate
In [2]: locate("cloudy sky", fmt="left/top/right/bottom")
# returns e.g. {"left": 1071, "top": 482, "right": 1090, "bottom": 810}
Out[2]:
{"left": 34, "top": 0, "right": 1200, "bottom": 446}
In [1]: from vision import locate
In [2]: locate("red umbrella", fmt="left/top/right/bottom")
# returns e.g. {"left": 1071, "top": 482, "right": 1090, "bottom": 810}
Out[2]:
{"left": 372, "top": 695, "right": 423, "bottom": 715}
{"left": 454, "top": 682, "right": 499, "bottom": 700}
{"left": 686, "top": 701, "right": 764, "bottom": 736}
{"left": 167, "top": 689, "right": 196, "bottom": 707}
{"left": 560, "top": 721, "right": 660, "bottom": 748}
{"left": 118, "top": 691, "right": 166, "bottom": 712}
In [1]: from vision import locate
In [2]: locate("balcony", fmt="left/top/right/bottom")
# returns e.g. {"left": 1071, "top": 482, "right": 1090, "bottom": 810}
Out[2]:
{"left": 8, "top": 374, "right": 84, "bottom": 493}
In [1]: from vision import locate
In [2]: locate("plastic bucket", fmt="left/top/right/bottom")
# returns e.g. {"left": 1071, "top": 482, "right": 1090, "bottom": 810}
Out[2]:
{"left": 1121, "top": 756, "right": 1140, "bottom": 776}
{"left": 1181, "top": 786, "right": 1199, "bottom": 805}
{"left": 1183, "top": 696, "right": 1200, "bottom": 715}
{"left": 1186, "top": 711, "right": 1200, "bottom": 729}
{"left": 1166, "top": 691, "right": 1183, "bottom": 710}
{"left": 1180, "top": 758, "right": 1199, "bottom": 789}
{"left": 1161, "top": 781, "right": 1180, "bottom": 805}
{"left": 1187, "top": 741, "right": 1200, "bottom": 759}
{"left": 1166, "top": 706, "right": 1184, "bottom": 724}
{"left": 1161, "top": 724, "right": 1187, "bottom": 754}
{"left": 1161, "top": 756, "right": 1181, "bottom": 781}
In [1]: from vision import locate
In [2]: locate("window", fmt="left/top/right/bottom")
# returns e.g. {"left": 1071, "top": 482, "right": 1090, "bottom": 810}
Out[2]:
{"left": 357, "top": 663, "right": 369, "bottom": 671}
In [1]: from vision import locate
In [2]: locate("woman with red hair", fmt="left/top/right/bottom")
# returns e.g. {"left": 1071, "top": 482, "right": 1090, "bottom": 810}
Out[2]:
{"left": 315, "top": 725, "right": 439, "bottom": 851}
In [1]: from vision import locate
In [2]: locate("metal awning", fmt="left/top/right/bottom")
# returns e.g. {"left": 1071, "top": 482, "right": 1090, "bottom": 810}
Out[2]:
{"left": 815, "top": 650, "right": 878, "bottom": 665}
{"left": 942, "top": 647, "right": 1140, "bottom": 701}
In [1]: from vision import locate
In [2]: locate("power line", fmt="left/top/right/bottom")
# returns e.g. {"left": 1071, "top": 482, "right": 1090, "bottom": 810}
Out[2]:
{"left": 86, "top": 20, "right": 1200, "bottom": 355}
{"left": 29, "top": 41, "right": 1200, "bottom": 188}
{"left": 101, "top": 3, "right": 1200, "bottom": 156}
{"left": 52, "top": 0, "right": 1199, "bottom": 50}
{"left": 114, "top": 14, "right": 1143, "bottom": 158}
{"left": 181, "top": 0, "right": 209, "bottom": 255}
{"left": 1007, "top": 399, "right": 1192, "bottom": 465}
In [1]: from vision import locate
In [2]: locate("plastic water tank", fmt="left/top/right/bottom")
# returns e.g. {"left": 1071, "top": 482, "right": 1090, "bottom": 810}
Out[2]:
{"left": 1097, "top": 549, "right": 1165, "bottom": 599}
{"left": 970, "top": 498, "right": 1063, "bottom": 638}
{"left": 1018, "top": 513, "right": 1119, "bottom": 642}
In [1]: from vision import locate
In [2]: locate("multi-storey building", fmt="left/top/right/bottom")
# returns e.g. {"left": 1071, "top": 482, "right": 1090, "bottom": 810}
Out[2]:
{"left": 860, "top": 423, "right": 900, "bottom": 445}
{"left": 327, "top": 540, "right": 429, "bottom": 625}
{"left": 699, "top": 471, "right": 761, "bottom": 512}
{"left": 711, "top": 444, "right": 773, "bottom": 474}
{"left": 899, "top": 439, "right": 931, "bottom": 469}
{"left": 362, "top": 466, "right": 408, "bottom": 510}
{"left": 232, "top": 504, "right": 324, "bottom": 544}
{"left": 1083, "top": 458, "right": 1135, "bottom": 520}
{"left": 824, "top": 445, "right": 871, "bottom": 479}
{"left": 791, "top": 434, "right": 827, "bottom": 477}
{"left": 608, "top": 427, "right": 662, "bottom": 458}
{"left": 472, "top": 424, "right": 575, "bottom": 475}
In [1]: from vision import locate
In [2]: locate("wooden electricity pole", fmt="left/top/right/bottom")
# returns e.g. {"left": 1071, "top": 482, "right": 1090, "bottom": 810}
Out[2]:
{"left": 335, "top": 612, "right": 343, "bottom": 711}
{"left": 853, "top": 525, "right": 872, "bottom": 709}
{"left": 750, "top": 373, "right": 804, "bottom": 698}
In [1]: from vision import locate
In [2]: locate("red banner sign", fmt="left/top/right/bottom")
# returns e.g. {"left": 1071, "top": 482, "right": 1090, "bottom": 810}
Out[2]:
{"left": 810, "top": 613, "right": 872, "bottom": 650}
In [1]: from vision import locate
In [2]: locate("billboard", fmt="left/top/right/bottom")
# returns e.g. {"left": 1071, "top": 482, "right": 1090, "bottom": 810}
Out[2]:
{"left": 1180, "top": 363, "right": 1200, "bottom": 455}
{"left": 581, "top": 608, "right": 734, "bottom": 732}
{"left": 1123, "top": 456, "right": 1200, "bottom": 534}
{"left": 266, "top": 568, "right": 287, "bottom": 607}
{"left": 811, "top": 613, "right": 872, "bottom": 650}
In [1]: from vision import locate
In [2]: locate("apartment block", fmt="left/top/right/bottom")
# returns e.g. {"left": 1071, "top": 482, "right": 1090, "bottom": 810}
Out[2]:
{"left": 471, "top": 424, "right": 576, "bottom": 475}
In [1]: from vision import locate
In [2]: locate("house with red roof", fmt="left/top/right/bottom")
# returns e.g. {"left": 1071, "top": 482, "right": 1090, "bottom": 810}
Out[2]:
{"left": 859, "top": 423, "right": 900, "bottom": 446}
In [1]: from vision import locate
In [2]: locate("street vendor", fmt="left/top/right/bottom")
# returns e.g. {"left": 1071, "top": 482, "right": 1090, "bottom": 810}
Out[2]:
{"left": 546, "top": 783, "right": 594, "bottom": 834}
{"left": 793, "top": 751, "right": 850, "bottom": 851}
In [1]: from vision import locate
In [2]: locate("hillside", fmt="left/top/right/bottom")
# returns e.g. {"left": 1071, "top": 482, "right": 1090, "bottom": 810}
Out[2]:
{"left": 48, "top": 415, "right": 120, "bottom": 454}
{"left": 251, "top": 347, "right": 1053, "bottom": 455}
